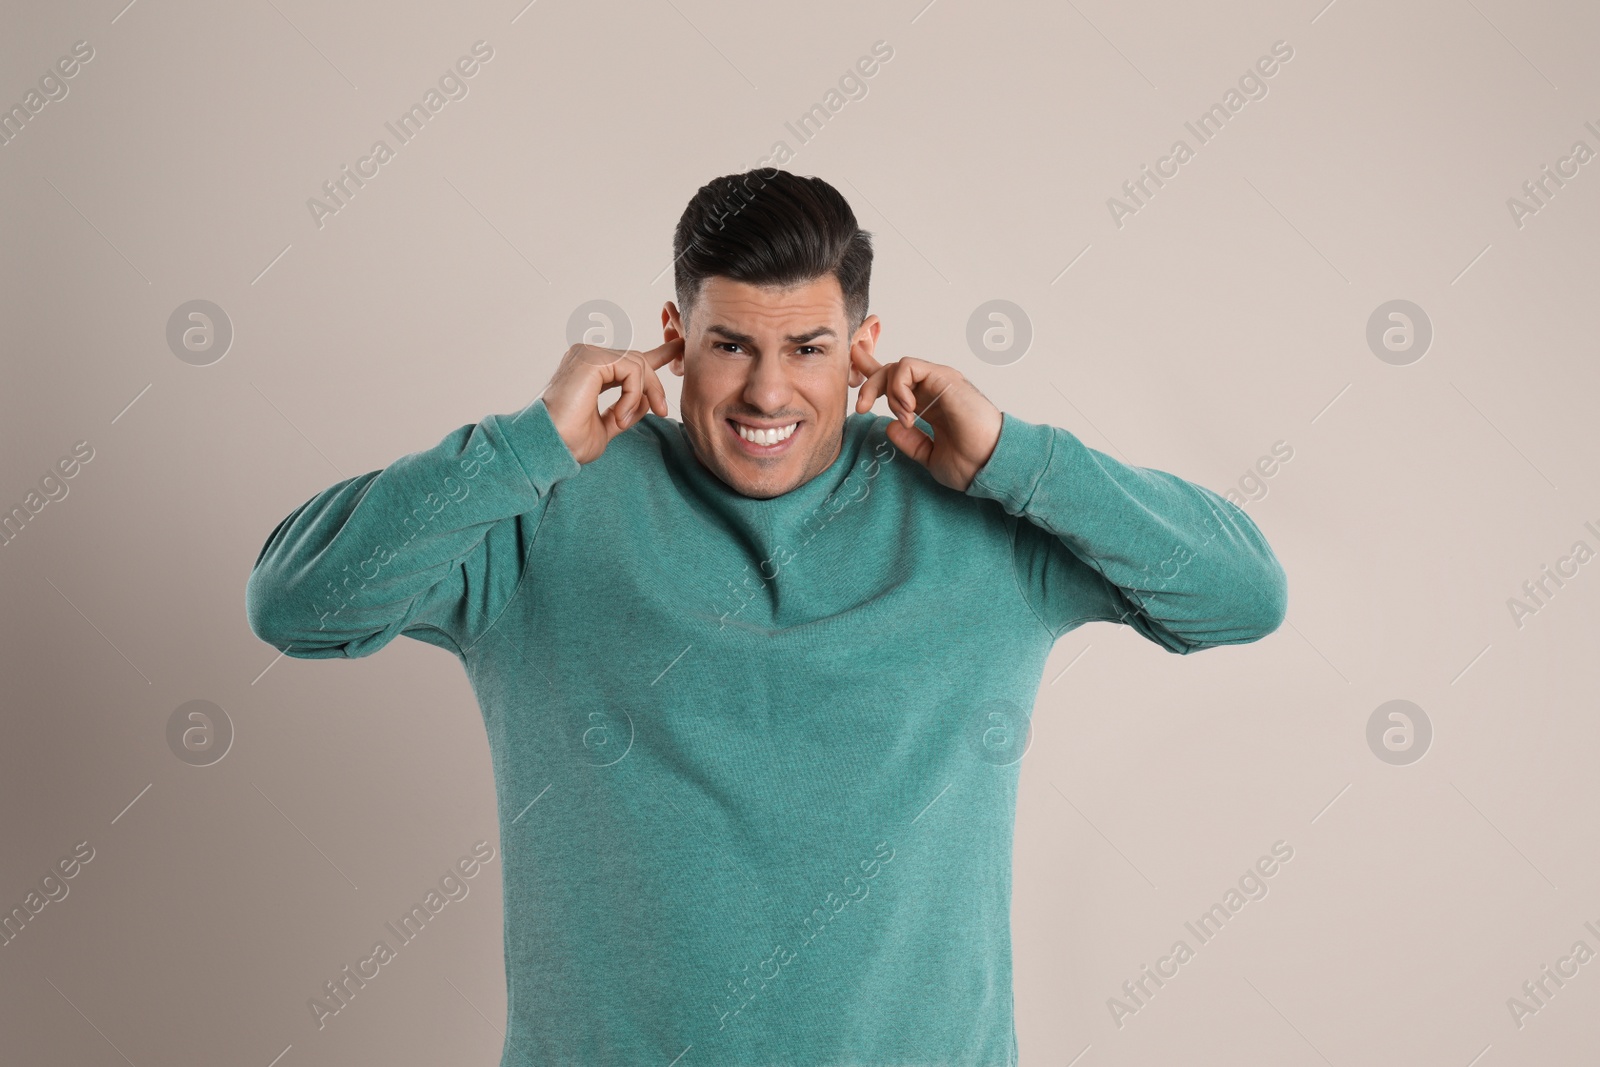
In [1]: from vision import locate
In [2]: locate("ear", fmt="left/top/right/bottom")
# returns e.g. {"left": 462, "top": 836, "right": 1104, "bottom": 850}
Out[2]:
{"left": 662, "top": 302, "right": 686, "bottom": 377}
{"left": 847, "top": 314, "right": 882, "bottom": 388}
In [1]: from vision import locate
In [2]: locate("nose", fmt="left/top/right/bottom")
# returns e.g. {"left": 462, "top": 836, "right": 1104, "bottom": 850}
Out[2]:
{"left": 742, "top": 352, "right": 795, "bottom": 415}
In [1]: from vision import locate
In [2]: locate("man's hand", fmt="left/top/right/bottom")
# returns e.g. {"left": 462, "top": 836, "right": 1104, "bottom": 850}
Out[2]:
{"left": 852, "top": 350, "right": 1003, "bottom": 492}
{"left": 543, "top": 338, "right": 682, "bottom": 465}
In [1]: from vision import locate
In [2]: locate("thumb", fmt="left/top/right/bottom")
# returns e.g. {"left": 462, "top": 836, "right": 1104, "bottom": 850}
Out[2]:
{"left": 884, "top": 419, "right": 934, "bottom": 466}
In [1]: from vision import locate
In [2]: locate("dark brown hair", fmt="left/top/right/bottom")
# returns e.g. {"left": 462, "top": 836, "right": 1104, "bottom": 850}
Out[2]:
{"left": 672, "top": 169, "right": 873, "bottom": 335}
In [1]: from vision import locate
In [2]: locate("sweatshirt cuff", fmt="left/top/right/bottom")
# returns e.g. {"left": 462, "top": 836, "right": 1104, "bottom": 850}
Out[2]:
{"left": 495, "top": 397, "right": 582, "bottom": 496}
{"left": 965, "top": 411, "right": 1056, "bottom": 513}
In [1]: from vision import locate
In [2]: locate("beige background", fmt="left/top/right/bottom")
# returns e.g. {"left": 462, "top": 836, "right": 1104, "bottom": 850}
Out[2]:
{"left": 3, "top": 0, "right": 1598, "bottom": 1063}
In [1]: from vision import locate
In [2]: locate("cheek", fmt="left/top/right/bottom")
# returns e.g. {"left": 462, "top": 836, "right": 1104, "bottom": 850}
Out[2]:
{"left": 685, "top": 351, "right": 743, "bottom": 394}
{"left": 807, "top": 366, "right": 850, "bottom": 407}
{"left": 795, "top": 357, "right": 846, "bottom": 391}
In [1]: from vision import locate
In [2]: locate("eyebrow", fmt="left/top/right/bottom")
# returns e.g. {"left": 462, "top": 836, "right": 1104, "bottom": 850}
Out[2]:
{"left": 705, "top": 324, "right": 837, "bottom": 347}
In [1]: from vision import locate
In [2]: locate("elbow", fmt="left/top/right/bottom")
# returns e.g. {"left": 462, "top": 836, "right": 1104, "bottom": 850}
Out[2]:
{"left": 245, "top": 563, "right": 332, "bottom": 656}
{"left": 1247, "top": 559, "right": 1289, "bottom": 641}
{"left": 1180, "top": 559, "right": 1287, "bottom": 653}
{"left": 245, "top": 564, "right": 297, "bottom": 651}
{"left": 245, "top": 562, "right": 393, "bottom": 660}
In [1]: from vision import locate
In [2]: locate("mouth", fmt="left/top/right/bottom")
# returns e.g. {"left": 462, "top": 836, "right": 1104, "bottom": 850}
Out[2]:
{"left": 725, "top": 417, "right": 802, "bottom": 457}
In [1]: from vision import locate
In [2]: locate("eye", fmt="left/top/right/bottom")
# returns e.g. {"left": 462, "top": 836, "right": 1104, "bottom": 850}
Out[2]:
{"left": 713, "top": 342, "right": 746, "bottom": 355}
{"left": 796, "top": 346, "right": 823, "bottom": 356}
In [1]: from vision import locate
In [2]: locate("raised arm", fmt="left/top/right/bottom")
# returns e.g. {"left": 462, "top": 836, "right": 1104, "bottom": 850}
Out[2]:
{"left": 852, "top": 353, "right": 1287, "bottom": 654}
{"left": 244, "top": 397, "right": 580, "bottom": 659}
{"left": 965, "top": 412, "right": 1288, "bottom": 653}
{"left": 244, "top": 338, "right": 679, "bottom": 659}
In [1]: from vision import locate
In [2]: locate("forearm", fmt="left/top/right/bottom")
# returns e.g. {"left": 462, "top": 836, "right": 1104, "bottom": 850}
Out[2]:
{"left": 244, "top": 398, "right": 579, "bottom": 658}
{"left": 967, "top": 412, "right": 1287, "bottom": 652}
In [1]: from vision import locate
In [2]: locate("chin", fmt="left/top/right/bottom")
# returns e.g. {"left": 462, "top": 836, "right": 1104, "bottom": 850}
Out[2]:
{"left": 723, "top": 466, "right": 796, "bottom": 500}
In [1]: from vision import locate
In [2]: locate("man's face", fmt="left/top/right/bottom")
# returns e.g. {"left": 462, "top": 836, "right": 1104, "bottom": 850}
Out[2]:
{"left": 663, "top": 274, "right": 880, "bottom": 499}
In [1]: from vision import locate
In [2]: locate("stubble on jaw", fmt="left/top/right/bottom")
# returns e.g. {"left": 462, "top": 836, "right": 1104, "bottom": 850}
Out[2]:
{"left": 680, "top": 412, "right": 847, "bottom": 500}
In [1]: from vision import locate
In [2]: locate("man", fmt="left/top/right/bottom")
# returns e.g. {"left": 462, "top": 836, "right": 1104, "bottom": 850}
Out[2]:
{"left": 246, "top": 169, "right": 1287, "bottom": 1066}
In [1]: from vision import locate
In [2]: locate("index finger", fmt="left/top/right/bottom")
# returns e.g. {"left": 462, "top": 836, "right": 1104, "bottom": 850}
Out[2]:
{"left": 850, "top": 343, "right": 882, "bottom": 380}
{"left": 644, "top": 336, "right": 684, "bottom": 370}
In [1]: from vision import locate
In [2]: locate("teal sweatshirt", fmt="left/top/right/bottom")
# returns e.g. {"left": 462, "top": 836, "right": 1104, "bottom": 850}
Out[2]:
{"left": 245, "top": 396, "right": 1287, "bottom": 1067}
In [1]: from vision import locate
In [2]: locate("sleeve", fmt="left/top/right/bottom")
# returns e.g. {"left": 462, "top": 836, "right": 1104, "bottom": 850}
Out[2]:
{"left": 244, "top": 397, "right": 581, "bottom": 660}
{"left": 964, "top": 410, "right": 1288, "bottom": 654}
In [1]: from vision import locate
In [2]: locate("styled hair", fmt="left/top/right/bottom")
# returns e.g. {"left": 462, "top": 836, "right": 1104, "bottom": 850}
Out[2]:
{"left": 672, "top": 169, "right": 873, "bottom": 337}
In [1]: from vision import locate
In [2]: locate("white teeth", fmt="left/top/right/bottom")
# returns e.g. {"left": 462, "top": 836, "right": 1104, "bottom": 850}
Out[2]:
{"left": 734, "top": 422, "right": 797, "bottom": 445}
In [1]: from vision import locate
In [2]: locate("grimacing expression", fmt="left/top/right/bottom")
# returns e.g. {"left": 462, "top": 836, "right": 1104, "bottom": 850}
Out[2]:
{"left": 663, "top": 275, "right": 881, "bottom": 500}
